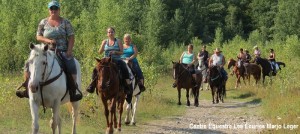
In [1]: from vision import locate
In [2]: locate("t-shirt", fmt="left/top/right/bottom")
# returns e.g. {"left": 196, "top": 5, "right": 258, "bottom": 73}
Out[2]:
{"left": 36, "top": 18, "right": 74, "bottom": 51}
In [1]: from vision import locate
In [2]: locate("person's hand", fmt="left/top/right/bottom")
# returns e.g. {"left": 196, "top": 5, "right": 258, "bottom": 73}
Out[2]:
{"left": 188, "top": 64, "right": 193, "bottom": 67}
{"left": 50, "top": 39, "right": 56, "bottom": 44}
{"left": 109, "top": 51, "right": 116, "bottom": 55}
{"left": 220, "top": 65, "right": 224, "bottom": 68}
{"left": 66, "top": 50, "right": 72, "bottom": 58}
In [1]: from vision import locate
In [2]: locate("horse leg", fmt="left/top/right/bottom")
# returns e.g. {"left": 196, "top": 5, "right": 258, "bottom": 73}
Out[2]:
{"left": 177, "top": 88, "right": 181, "bottom": 105}
{"left": 186, "top": 88, "right": 190, "bottom": 106}
{"left": 50, "top": 100, "right": 60, "bottom": 134}
{"left": 131, "top": 95, "right": 140, "bottom": 125}
{"left": 194, "top": 88, "right": 199, "bottom": 107}
{"left": 29, "top": 100, "right": 39, "bottom": 134}
{"left": 116, "top": 98, "right": 124, "bottom": 131}
{"left": 124, "top": 102, "right": 131, "bottom": 125}
{"left": 211, "top": 87, "right": 215, "bottom": 104}
{"left": 71, "top": 101, "right": 79, "bottom": 134}
{"left": 101, "top": 97, "right": 110, "bottom": 134}
{"left": 110, "top": 98, "right": 117, "bottom": 134}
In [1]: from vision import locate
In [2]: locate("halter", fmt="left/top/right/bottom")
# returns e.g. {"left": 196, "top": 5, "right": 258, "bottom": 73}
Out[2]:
{"left": 209, "top": 66, "right": 221, "bottom": 82}
{"left": 174, "top": 63, "right": 190, "bottom": 80}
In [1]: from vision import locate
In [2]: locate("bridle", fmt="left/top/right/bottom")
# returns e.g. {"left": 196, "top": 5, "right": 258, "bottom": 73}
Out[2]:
{"left": 209, "top": 66, "right": 221, "bottom": 82}
{"left": 32, "top": 51, "right": 63, "bottom": 113}
{"left": 173, "top": 63, "right": 189, "bottom": 80}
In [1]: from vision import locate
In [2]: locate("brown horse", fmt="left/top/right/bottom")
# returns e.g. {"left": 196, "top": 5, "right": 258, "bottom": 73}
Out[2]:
{"left": 172, "top": 61, "right": 202, "bottom": 107}
{"left": 228, "top": 58, "right": 261, "bottom": 86}
{"left": 227, "top": 58, "right": 247, "bottom": 88}
{"left": 95, "top": 57, "right": 126, "bottom": 134}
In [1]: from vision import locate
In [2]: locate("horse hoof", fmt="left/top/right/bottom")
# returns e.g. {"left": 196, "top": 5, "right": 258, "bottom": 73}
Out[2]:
{"left": 131, "top": 122, "right": 136, "bottom": 126}
{"left": 125, "top": 121, "right": 130, "bottom": 125}
{"left": 178, "top": 102, "right": 181, "bottom": 105}
{"left": 187, "top": 102, "right": 190, "bottom": 106}
{"left": 118, "top": 128, "right": 121, "bottom": 131}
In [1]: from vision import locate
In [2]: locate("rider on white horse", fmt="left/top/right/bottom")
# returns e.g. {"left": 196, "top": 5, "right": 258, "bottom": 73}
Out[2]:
{"left": 16, "top": 1, "right": 82, "bottom": 101}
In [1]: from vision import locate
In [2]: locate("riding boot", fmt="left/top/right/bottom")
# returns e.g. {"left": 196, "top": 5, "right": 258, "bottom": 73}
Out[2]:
{"left": 125, "top": 83, "right": 133, "bottom": 95}
{"left": 68, "top": 74, "right": 82, "bottom": 102}
{"left": 16, "top": 72, "right": 29, "bottom": 98}
{"left": 138, "top": 79, "right": 146, "bottom": 92}
{"left": 86, "top": 68, "right": 97, "bottom": 93}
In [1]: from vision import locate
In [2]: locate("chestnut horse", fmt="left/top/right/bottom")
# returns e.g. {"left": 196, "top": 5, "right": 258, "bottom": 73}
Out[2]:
{"left": 227, "top": 58, "right": 247, "bottom": 88}
{"left": 172, "top": 61, "right": 201, "bottom": 106}
{"left": 228, "top": 58, "right": 261, "bottom": 87}
{"left": 208, "top": 66, "right": 226, "bottom": 104}
{"left": 95, "top": 57, "right": 126, "bottom": 134}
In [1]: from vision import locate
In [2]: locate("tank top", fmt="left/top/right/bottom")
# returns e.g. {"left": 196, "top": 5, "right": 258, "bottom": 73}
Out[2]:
{"left": 104, "top": 38, "right": 120, "bottom": 60}
{"left": 182, "top": 51, "right": 194, "bottom": 64}
{"left": 122, "top": 44, "right": 138, "bottom": 63}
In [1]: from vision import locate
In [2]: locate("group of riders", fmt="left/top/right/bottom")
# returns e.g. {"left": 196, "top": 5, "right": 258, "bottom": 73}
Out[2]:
{"left": 172, "top": 44, "right": 278, "bottom": 88}
{"left": 15, "top": 1, "right": 145, "bottom": 101}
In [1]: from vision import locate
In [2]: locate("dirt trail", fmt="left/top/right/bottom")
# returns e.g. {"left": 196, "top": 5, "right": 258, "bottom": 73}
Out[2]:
{"left": 122, "top": 100, "right": 267, "bottom": 134}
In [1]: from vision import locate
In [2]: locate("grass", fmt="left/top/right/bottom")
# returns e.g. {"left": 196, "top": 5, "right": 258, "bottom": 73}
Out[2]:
{"left": 0, "top": 66, "right": 299, "bottom": 133}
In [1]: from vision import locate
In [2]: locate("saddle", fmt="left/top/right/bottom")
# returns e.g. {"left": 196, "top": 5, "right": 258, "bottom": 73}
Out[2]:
{"left": 55, "top": 52, "right": 82, "bottom": 102}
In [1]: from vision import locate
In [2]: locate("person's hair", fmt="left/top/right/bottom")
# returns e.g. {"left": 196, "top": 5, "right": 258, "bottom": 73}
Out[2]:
{"left": 202, "top": 45, "right": 206, "bottom": 48}
{"left": 107, "top": 27, "right": 115, "bottom": 32}
{"left": 270, "top": 48, "right": 274, "bottom": 52}
{"left": 240, "top": 48, "right": 243, "bottom": 52}
{"left": 124, "top": 33, "right": 131, "bottom": 39}
{"left": 188, "top": 44, "right": 193, "bottom": 49}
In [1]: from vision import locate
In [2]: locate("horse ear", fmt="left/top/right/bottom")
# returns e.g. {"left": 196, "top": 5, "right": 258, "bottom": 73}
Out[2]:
{"left": 29, "top": 42, "right": 35, "bottom": 50}
{"left": 43, "top": 45, "right": 48, "bottom": 51}
{"left": 172, "top": 61, "right": 175, "bottom": 64}
{"left": 95, "top": 57, "right": 101, "bottom": 62}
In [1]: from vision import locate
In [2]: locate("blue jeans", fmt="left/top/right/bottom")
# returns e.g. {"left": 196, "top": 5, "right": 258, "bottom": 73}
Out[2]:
{"left": 220, "top": 67, "right": 228, "bottom": 80}
{"left": 132, "top": 61, "right": 144, "bottom": 79}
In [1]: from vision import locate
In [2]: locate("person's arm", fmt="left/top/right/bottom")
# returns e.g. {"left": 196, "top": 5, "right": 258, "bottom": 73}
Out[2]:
{"left": 66, "top": 35, "right": 75, "bottom": 57}
{"left": 208, "top": 56, "right": 213, "bottom": 67}
{"left": 221, "top": 55, "right": 226, "bottom": 68}
{"left": 128, "top": 45, "right": 138, "bottom": 60}
{"left": 98, "top": 40, "right": 106, "bottom": 55}
{"left": 113, "top": 39, "right": 123, "bottom": 55}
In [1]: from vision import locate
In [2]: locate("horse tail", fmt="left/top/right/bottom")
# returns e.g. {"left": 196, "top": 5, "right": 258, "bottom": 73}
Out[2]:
{"left": 278, "top": 62, "right": 286, "bottom": 68}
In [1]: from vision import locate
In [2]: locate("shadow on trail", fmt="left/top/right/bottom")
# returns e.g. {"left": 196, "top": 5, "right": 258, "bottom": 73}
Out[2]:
{"left": 200, "top": 98, "right": 261, "bottom": 109}
{"left": 233, "top": 92, "right": 255, "bottom": 99}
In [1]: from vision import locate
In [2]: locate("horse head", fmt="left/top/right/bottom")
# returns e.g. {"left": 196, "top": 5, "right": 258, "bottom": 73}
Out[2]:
{"left": 227, "top": 58, "right": 236, "bottom": 69}
{"left": 172, "top": 61, "right": 181, "bottom": 79}
{"left": 208, "top": 66, "right": 221, "bottom": 81}
{"left": 28, "top": 43, "right": 52, "bottom": 93}
{"left": 95, "top": 57, "right": 117, "bottom": 91}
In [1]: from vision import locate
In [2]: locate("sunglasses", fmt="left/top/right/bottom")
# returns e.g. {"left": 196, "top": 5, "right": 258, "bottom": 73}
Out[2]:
{"left": 50, "top": 6, "right": 59, "bottom": 11}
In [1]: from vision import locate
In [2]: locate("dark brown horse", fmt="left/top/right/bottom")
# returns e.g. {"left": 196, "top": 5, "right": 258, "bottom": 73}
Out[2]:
{"left": 208, "top": 66, "right": 226, "bottom": 104}
{"left": 95, "top": 57, "right": 126, "bottom": 134}
{"left": 172, "top": 61, "right": 202, "bottom": 107}
{"left": 254, "top": 57, "right": 285, "bottom": 84}
{"left": 228, "top": 58, "right": 261, "bottom": 87}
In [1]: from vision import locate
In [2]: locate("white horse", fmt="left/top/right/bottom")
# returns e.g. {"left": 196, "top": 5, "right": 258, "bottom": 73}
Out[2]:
{"left": 27, "top": 43, "right": 80, "bottom": 134}
{"left": 123, "top": 59, "right": 142, "bottom": 125}
{"left": 196, "top": 57, "right": 210, "bottom": 91}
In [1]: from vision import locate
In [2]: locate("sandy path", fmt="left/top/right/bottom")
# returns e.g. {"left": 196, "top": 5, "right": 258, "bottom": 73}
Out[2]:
{"left": 122, "top": 100, "right": 267, "bottom": 134}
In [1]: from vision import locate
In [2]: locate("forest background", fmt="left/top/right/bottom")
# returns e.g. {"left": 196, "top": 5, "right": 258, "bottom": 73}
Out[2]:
{"left": 0, "top": 0, "right": 300, "bottom": 133}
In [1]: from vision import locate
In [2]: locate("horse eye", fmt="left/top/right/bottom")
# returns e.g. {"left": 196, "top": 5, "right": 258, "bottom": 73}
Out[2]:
{"left": 43, "top": 61, "right": 47, "bottom": 65}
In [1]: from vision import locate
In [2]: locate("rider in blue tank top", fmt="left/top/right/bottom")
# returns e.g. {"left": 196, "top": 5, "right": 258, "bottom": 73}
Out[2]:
{"left": 121, "top": 34, "right": 145, "bottom": 92}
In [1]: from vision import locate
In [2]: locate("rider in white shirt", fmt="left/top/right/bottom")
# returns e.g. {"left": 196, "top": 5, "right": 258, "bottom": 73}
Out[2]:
{"left": 209, "top": 48, "right": 228, "bottom": 80}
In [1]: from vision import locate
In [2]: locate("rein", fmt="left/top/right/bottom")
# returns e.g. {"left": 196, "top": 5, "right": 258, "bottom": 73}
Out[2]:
{"left": 38, "top": 52, "right": 64, "bottom": 113}
{"left": 174, "top": 64, "right": 189, "bottom": 80}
